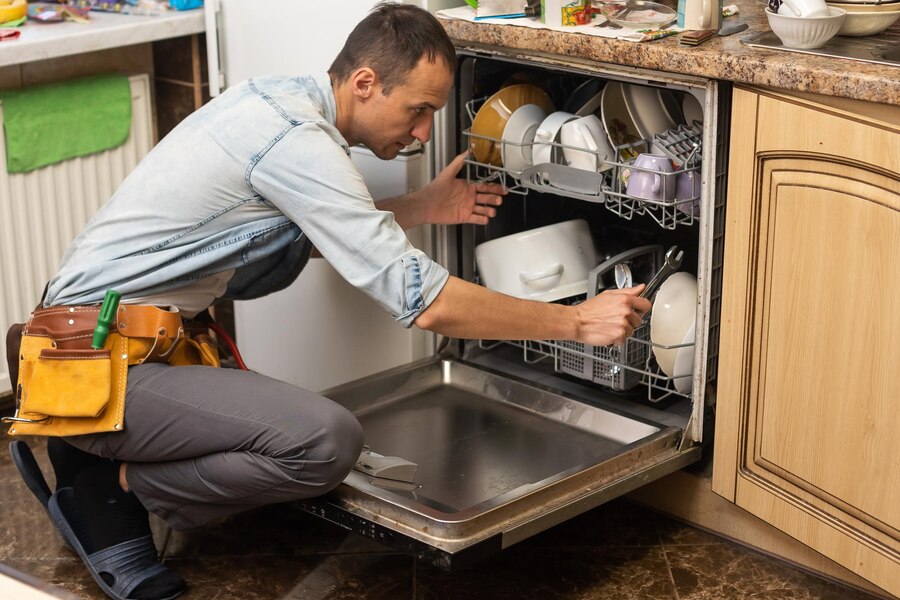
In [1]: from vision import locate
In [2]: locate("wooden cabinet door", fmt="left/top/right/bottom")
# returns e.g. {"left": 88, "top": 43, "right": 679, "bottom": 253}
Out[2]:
{"left": 712, "top": 86, "right": 900, "bottom": 597}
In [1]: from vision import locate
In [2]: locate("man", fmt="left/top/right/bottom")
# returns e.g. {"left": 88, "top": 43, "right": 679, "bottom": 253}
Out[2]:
{"left": 9, "top": 4, "right": 650, "bottom": 600}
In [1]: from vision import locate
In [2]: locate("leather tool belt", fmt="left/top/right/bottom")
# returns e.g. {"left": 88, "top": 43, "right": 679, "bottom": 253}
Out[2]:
{"left": 3, "top": 304, "right": 220, "bottom": 437}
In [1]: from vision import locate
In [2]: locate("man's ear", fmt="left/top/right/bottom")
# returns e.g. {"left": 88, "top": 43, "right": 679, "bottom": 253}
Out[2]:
{"left": 349, "top": 67, "right": 378, "bottom": 100}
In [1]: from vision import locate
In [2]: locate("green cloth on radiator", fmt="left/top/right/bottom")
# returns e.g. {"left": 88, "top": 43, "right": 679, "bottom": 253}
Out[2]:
{"left": 0, "top": 74, "right": 131, "bottom": 173}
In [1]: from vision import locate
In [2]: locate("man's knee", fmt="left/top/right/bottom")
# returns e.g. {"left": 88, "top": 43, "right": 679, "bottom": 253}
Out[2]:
{"left": 315, "top": 403, "right": 364, "bottom": 488}
{"left": 275, "top": 399, "right": 363, "bottom": 492}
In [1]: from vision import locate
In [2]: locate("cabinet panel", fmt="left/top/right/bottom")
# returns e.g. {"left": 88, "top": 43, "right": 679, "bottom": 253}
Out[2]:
{"left": 714, "top": 87, "right": 900, "bottom": 597}
{"left": 756, "top": 161, "right": 899, "bottom": 535}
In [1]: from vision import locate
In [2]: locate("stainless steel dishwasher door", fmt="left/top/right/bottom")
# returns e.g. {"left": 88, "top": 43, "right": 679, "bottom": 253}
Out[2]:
{"left": 295, "top": 358, "right": 699, "bottom": 569}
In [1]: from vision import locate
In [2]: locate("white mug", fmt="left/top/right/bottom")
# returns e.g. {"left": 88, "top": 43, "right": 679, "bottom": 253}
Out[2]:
{"left": 678, "top": 0, "right": 722, "bottom": 31}
{"left": 533, "top": 111, "right": 577, "bottom": 166}
{"left": 559, "top": 115, "right": 614, "bottom": 173}
{"left": 777, "top": 0, "right": 829, "bottom": 17}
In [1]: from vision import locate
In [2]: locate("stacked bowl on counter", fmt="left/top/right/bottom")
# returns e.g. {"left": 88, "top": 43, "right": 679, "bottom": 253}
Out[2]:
{"left": 828, "top": 0, "right": 900, "bottom": 37}
{"left": 765, "top": 0, "right": 898, "bottom": 47}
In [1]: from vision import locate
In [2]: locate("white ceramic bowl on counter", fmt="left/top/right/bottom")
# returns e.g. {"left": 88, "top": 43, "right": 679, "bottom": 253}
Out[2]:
{"left": 827, "top": 2, "right": 900, "bottom": 36}
{"left": 765, "top": 7, "right": 846, "bottom": 49}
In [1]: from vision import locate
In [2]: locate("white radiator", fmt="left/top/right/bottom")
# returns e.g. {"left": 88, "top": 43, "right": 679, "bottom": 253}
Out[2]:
{"left": 0, "top": 74, "right": 154, "bottom": 395}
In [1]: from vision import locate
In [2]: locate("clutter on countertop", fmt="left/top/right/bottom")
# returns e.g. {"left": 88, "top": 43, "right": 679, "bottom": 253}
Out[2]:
{"left": 437, "top": 3, "right": 739, "bottom": 42}
{"left": 543, "top": 0, "right": 592, "bottom": 26}
{"left": 0, "top": 74, "right": 132, "bottom": 173}
{"left": 679, "top": 27, "right": 716, "bottom": 43}
{"left": 474, "top": 0, "right": 527, "bottom": 19}
{"left": 28, "top": 3, "right": 91, "bottom": 23}
{"left": 0, "top": 0, "right": 26, "bottom": 25}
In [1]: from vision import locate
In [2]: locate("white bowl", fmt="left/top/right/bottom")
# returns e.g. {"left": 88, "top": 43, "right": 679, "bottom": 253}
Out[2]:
{"left": 475, "top": 219, "right": 598, "bottom": 302}
{"left": 649, "top": 272, "right": 697, "bottom": 377}
{"left": 833, "top": 6, "right": 900, "bottom": 35}
{"left": 765, "top": 7, "right": 846, "bottom": 49}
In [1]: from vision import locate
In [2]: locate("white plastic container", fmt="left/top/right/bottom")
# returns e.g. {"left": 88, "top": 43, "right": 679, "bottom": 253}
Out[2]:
{"left": 475, "top": 219, "right": 598, "bottom": 302}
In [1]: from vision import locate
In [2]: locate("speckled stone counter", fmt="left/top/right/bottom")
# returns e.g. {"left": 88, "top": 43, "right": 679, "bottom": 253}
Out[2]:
{"left": 439, "top": 0, "right": 900, "bottom": 106}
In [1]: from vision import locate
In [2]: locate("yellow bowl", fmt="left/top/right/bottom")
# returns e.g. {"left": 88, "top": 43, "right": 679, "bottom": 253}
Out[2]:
{"left": 0, "top": 0, "right": 26, "bottom": 23}
{"left": 470, "top": 84, "right": 554, "bottom": 167}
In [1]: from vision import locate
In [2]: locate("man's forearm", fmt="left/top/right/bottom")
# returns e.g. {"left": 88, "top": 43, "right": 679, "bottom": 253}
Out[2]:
{"left": 413, "top": 276, "right": 580, "bottom": 341}
{"left": 375, "top": 191, "right": 425, "bottom": 230}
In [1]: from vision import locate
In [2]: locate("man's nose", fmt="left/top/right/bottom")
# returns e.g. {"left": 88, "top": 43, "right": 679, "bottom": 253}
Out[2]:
{"left": 411, "top": 117, "right": 433, "bottom": 143}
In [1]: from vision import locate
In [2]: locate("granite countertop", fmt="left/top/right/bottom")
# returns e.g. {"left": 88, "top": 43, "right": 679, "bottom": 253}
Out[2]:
{"left": 438, "top": 0, "right": 900, "bottom": 106}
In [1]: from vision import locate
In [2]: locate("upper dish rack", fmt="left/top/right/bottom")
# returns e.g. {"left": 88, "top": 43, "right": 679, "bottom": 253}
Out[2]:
{"left": 462, "top": 96, "right": 703, "bottom": 231}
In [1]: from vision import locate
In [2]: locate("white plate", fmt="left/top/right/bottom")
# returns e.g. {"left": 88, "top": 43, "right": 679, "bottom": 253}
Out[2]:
{"left": 681, "top": 92, "right": 704, "bottom": 126}
{"left": 621, "top": 84, "right": 678, "bottom": 140}
{"left": 501, "top": 104, "right": 549, "bottom": 173}
{"left": 600, "top": 82, "right": 645, "bottom": 160}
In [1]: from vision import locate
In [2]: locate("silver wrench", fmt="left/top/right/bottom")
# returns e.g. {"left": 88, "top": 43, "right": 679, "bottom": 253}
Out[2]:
{"left": 640, "top": 245, "right": 684, "bottom": 300}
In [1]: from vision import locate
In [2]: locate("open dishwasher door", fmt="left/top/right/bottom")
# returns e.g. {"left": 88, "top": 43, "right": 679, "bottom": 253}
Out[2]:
{"left": 296, "top": 50, "right": 731, "bottom": 570}
{"left": 297, "top": 357, "right": 696, "bottom": 570}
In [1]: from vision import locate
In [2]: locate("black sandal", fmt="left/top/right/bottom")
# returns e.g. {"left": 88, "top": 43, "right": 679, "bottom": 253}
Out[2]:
{"left": 48, "top": 488, "right": 185, "bottom": 600}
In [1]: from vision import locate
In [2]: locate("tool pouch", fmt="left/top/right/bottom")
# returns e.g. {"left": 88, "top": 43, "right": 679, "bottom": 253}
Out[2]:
{"left": 4, "top": 305, "right": 219, "bottom": 437}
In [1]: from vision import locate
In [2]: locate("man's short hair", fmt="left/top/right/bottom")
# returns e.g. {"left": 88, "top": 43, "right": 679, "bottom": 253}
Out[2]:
{"left": 328, "top": 2, "right": 456, "bottom": 94}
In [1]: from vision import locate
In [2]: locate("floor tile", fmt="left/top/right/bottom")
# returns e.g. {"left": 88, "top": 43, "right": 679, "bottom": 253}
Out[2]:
{"left": 664, "top": 542, "right": 879, "bottom": 600}
{"left": 415, "top": 546, "right": 678, "bottom": 600}
{"left": 3, "top": 557, "right": 107, "bottom": 600}
{"left": 655, "top": 516, "right": 728, "bottom": 547}
{"left": 165, "top": 553, "right": 414, "bottom": 600}
{"left": 0, "top": 494, "right": 72, "bottom": 562}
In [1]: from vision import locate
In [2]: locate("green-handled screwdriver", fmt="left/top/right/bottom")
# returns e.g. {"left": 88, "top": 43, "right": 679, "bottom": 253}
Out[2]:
{"left": 91, "top": 289, "right": 121, "bottom": 350}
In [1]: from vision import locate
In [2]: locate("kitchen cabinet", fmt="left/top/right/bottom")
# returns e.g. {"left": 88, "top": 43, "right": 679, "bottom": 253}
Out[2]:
{"left": 712, "top": 86, "right": 899, "bottom": 597}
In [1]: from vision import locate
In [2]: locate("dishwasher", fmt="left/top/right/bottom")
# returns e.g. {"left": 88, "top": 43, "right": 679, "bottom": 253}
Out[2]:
{"left": 295, "top": 48, "right": 732, "bottom": 570}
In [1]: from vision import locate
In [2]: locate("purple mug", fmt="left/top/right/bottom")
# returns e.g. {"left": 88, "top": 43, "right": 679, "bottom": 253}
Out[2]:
{"left": 625, "top": 154, "right": 675, "bottom": 202}
{"left": 675, "top": 171, "right": 702, "bottom": 217}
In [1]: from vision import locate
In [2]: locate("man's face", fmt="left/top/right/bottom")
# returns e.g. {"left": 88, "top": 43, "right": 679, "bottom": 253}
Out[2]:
{"left": 357, "top": 57, "right": 453, "bottom": 160}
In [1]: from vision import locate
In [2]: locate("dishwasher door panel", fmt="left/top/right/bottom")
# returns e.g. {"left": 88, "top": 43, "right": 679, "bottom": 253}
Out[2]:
{"left": 297, "top": 357, "right": 697, "bottom": 569}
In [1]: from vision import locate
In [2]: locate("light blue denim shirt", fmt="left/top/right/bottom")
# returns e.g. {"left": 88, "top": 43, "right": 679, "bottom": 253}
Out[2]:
{"left": 45, "top": 74, "right": 449, "bottom": 327}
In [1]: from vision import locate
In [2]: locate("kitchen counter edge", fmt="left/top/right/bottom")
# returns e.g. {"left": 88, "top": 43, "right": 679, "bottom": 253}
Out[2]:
{"left": 438, "top": 1, "right": 899, "bottom": 107}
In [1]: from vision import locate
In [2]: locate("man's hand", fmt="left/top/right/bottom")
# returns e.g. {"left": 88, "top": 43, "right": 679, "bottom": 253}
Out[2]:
{"left": 574, "top": 286, "right": 652, "bottom": 346}
{"left": 420, "top": 151, "right": 506, "bottom": 225}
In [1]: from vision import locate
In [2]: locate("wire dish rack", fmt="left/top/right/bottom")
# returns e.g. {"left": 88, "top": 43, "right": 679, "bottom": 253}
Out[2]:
{"left": 477, "top": 246, "right": 696, "bottom": 402}
{"left": 478, "top": 332, "right": 694, "bottom": 402}
{"left": 462, "top": 96, "right": 703, "bottom": 231}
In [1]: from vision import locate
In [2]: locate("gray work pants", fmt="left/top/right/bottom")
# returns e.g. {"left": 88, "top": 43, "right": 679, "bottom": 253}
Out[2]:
{"left": 64, "top": 363, "right": 364, "bottom": 530}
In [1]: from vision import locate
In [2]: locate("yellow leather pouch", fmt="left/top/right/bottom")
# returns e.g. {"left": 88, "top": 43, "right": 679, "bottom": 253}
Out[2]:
{"left": 26, "top": 349, "right": 112, "bottom": 417}
{"left": 7, "top": 332, "right": 129, "bottom": 437}
{"left": 5, "top": 304, "right": 220, "bottom": 438}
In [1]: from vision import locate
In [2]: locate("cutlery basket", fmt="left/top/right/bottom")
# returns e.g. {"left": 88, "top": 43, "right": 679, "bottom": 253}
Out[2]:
{"left": 557, "top": 245, "right": 663, "bottom": 390}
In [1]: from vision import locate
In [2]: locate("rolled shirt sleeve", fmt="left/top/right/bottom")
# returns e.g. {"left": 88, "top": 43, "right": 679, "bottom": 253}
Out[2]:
{"left": 247, "top": 121, "right": 449, "bottom": 328}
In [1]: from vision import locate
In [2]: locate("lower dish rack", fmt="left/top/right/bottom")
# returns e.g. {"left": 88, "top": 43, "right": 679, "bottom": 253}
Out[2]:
{"left": 476, "top": 246, "right": 696, "bottom": 402}
{"left": 478, "top": 333, "right": 694, "bottom": 402}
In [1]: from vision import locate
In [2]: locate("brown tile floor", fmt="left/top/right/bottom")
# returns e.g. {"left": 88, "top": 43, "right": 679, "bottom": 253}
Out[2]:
{"left": 0, "top": 437, "right": 883, "bottom": 600}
